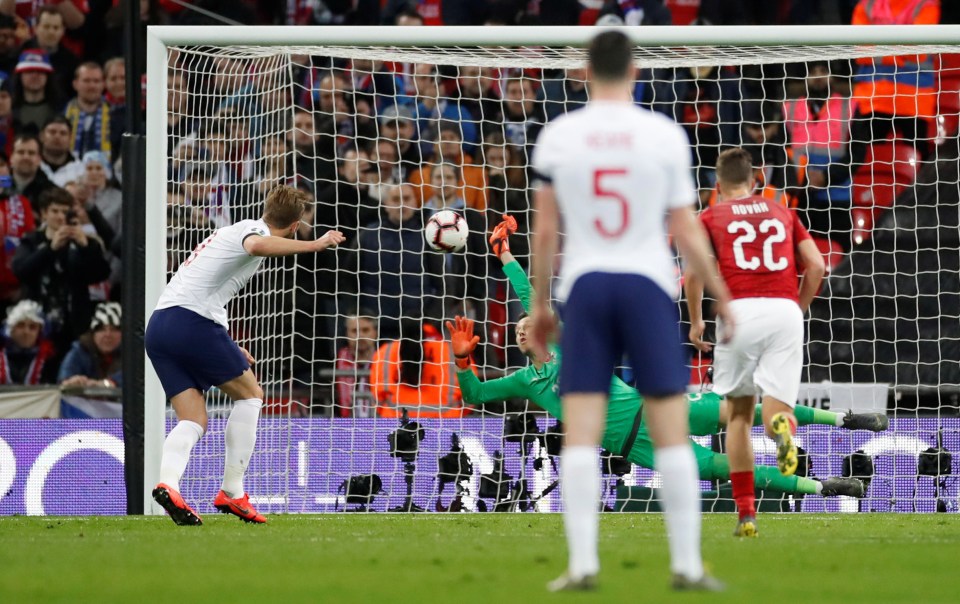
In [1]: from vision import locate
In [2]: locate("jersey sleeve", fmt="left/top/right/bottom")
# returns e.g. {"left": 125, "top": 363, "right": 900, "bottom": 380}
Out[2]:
{"left": 530, "top": 123, "right": 561, "bottom": 183}
{"left": 238, "top": 221, "right": 270, "bottom": 252}
{"left": 503, "top": 260, "right": 533, "bottom": 313}
{"left": 665, "top": 125, "right": 697, "bottom": 209}
{"left": 456, "top": 367, "right": 533, "bottom": 405}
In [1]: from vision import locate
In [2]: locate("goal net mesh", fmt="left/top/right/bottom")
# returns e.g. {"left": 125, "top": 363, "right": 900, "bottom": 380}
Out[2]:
{"left": 160, "top": 40, "right": 960, "bottom": 514}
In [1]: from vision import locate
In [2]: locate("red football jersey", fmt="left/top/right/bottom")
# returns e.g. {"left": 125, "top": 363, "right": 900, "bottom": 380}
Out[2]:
{"left": 700, "top": 195, "right": 813, "bottom": 302}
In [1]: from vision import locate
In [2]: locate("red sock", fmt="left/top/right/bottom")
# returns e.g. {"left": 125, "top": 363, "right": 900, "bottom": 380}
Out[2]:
{"left": 731, "top": 471, "right": 756, "bottom": 520}
{"left": 787, "top": 414, "right": 797, "bottom": 435}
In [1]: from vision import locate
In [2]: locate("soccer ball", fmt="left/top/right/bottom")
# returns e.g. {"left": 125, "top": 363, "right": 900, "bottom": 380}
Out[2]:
{"left": 424, "top": 210, "right": 469, "bottom": 252}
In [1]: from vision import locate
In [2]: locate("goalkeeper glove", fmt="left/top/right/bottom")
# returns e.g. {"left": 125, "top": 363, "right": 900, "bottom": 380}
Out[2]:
{"left": 489, "top": 214, "right": 518, "bottom": 259}
{"left": 446, "top": 315, "right": 480, "bottom": 370}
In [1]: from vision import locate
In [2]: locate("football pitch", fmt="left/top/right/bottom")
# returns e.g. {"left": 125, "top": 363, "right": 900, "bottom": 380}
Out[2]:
{"left": 1, "top": 514, "right": 958, "bottom": 603}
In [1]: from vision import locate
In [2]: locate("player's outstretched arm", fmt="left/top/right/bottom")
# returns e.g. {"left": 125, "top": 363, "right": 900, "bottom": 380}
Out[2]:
{"left": 489, "top": 213, "right": 518, "bottom": 266}
{"left": 796, "top": 239, "right": 826, "bottom": 313}
{"left": 446, "top": 315, "right": 535, "bottom": 405}
{"left": 668, "top": 206, "right": 735, "bottom": 342}
{"left": 243, "top": 230, "right": 346, "bottom": 257}
{"left": 489, "top": 214, "right": 536, "bottom": 313}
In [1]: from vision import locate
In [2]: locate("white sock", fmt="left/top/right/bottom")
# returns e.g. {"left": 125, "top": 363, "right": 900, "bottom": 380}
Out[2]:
{"left": 221, "top": 398, "right": 263, "bottom": 498}
{"left": 655, "top": 444, "right": 704, "bottom": 580}
{"left": 560, "top": 445, "right": 601, "bottom": 578}
{"left": 158, "top": 420, "right": 204, "bottom": 491}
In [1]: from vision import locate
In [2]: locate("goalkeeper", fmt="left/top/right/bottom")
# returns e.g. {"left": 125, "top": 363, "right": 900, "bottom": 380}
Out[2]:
{"left": 449, "top": 216, "right": 886, "bottom": 505}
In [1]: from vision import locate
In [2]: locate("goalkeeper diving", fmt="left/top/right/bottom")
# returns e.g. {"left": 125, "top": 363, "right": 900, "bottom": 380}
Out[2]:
{"left": 448, "top": 216, "right": 887, "bottom": 503}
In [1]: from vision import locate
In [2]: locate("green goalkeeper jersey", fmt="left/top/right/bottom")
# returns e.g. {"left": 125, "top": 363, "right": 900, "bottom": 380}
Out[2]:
{"left": 457, "top": 260, "right": 715, "bottom": 455}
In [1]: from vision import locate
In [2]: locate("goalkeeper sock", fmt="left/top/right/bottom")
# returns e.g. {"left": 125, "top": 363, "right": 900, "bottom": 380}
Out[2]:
{"left": 560, "top": 446, "right": 601, "bottom": 579}
{"left": 158, "top": 420, "right": 204, "bottom": 491}
{"left": 752, "top": 467, "right": 819, "bottom": 494}
{"left": 656, "top": 444, "right": 703, "bottom": 580}
{"left": 794, "top": 405, "right": 842, "bottom": 427}
{"left": 221, "top": 398, "right": 263, "bottom": 498}
{"left": 731, "top": 471, "right": 756, "bottom": 520}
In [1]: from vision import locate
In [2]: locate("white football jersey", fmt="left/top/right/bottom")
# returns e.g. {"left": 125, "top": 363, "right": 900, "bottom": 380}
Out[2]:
{"left": 531, "top": 100, "right": 695, "bottom": 299}
{"left": 155, "top": 219, "right": 269, "bottom": 328}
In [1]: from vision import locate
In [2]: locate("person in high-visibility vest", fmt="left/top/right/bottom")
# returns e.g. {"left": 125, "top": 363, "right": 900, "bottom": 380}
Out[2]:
{"left": 370, "top": 319, "right": 471, "bottom": 419}
{"left": 827, "top": 0, "right": 940, "bottom": 188}
{"left": 784, "top": 61, "right": 855, "bottom": 250}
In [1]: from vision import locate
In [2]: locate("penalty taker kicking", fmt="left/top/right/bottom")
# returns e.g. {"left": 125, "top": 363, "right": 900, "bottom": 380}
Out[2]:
{"left": 146, "top": 185, "right": 345, "bottom": 526}
{"left": 448, "top": 216, "right": 880, "bottom": 503}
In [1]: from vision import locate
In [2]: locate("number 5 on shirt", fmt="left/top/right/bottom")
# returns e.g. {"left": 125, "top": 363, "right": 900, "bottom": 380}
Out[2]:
{"left": 593, "top": 168, "right": 629, "bottom": 239}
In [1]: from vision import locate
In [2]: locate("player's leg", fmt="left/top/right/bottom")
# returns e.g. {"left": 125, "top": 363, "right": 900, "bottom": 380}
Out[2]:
{"left": 145, "top": 309, "right": 208, "bottom": 526}
{"left": 709, "top": 298, "right": 766, "bottom": 534}
{"left": 548, "top": 273, "right": 616, "bottom": 591}
{"left": 777, "top": 405, "right": 889, "bottom": 432}
{"left": 754, "top": 299, "right": 806, "bottom": 476}
{"left": 153, "top": 387, "right": 207, "bottom": 525}
{"left": 725, "top": 395, "right": 758, "bottom": 537}
{"left": 621, "top": 275, "right": 717, "bottom": 589}
{"left": 215, "top": 369, "right": 267, "bottom": 523}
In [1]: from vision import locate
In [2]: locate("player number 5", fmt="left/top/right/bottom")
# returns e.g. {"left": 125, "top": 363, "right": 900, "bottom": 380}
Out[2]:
{"left": 727, "top": 218, "right": 788, "bottom": 271}
{"left": 593, "top": 168, "right": 630, "bottom": 239}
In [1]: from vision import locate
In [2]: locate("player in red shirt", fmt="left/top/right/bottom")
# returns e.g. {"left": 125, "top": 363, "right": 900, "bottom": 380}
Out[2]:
{"left": 685, "top": 148, "right": 825, "bottom": 538}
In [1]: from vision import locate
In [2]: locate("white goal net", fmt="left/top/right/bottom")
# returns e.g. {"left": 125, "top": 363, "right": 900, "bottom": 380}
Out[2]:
{"left": 146, "top": 26, "right": 960, "bottom": 515}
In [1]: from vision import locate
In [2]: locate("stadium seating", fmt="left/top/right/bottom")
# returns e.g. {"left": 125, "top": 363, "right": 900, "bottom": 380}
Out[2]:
{"left": 851, "top": 142, "right": 919, "bottom": 210}
{"left": 812, "top": 236, "right": 844, "bottom": 272}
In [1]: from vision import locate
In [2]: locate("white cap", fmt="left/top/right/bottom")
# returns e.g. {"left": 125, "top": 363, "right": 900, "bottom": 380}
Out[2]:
{"left": 5, "top": 299, "right": 44, "bottom": 329}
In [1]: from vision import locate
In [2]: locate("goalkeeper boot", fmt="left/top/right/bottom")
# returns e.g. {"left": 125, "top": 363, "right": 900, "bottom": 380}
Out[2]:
{"left": 152, "top": 483, "right": 202, "bottom": 526}
{"left": 771, "top": 413, "right": 798, "bottom": 476}
{"left": 733, "top": 516, "right": 758, "bottom": 538}
{"left": 214, "top": 490, "right": 267, "bottom": 524}
{"left": 842, "top": 411, "right": 889, "bottom": 432}
{"left": 546, "top": 572, "right": 598, "bottom": 592}
{"left": 671, "top": 573, "right": 726, "bottom": 592}
{"left": 820, "top": 477, "right": 865, "bottom": 498}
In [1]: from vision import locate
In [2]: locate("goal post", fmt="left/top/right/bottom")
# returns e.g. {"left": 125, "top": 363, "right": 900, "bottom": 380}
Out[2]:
{"left": 144, "top": 24, "right": 960, "bottom": 515}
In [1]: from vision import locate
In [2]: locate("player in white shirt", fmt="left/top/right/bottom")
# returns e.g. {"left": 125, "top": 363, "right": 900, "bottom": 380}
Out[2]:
{"left": 529, "top": 31, "right": 734, "bottom": 591}
{"left": 146, "top": 185, "right": 345, "bottom": 525}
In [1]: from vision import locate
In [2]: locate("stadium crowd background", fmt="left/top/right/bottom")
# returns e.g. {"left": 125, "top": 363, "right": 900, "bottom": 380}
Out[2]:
{"left": 0, "top": 0, "right": 957, "bottom": 418}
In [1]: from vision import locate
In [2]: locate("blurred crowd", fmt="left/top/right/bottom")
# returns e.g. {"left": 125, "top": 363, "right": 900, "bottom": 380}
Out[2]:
{"left": 0, "top": 0, "right": 955, "bottom": 418}
{"left": 164, "top": 0, "right": 952, "bottom": 418}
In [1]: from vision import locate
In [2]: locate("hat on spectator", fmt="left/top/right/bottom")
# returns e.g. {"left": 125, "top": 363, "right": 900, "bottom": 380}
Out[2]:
{"left": 378, "top": 104, "right": 415, "bottom": 127}
{"left": 90, "top": 302, "right": 122, "bottom": 332}
{"left": 15, "top": 50, "right": 54, "bottom": 75}
{"left": 83, "top": 150, "right": 113, "bottom": 180}
{"left": 5, "top": 299, "right": 45, "bottom": 330}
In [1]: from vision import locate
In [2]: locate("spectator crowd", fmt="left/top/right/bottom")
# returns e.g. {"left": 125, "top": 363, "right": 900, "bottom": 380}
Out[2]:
{"left": 0, "top": 0, "right": 129, "bottom": 396}
{"left": 0, "top": 0, "right": 953, "bottom": 418}
{"left": 160, "top": 0, "right": 951, "bottom": 418}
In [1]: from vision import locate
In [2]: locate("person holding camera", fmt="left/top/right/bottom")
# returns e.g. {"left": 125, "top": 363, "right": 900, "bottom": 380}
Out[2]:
{"left": 11, "top": 185, "right": 110, "bottom": 352}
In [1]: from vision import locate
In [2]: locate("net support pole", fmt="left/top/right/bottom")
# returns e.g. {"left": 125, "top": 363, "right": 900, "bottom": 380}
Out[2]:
{"left": 121, "top": 0, "right": 146, "bottom": 515}
{"left": 121, "top": 133, "right": 146, "bottom": 515}
{"left": 144, "top": 29, "right": 169, "bottom": 514}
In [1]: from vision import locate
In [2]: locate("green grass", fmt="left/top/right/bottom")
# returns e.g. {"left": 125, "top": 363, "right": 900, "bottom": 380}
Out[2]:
{"left": 1, "top": 514, "right": 958, "bottom": 603}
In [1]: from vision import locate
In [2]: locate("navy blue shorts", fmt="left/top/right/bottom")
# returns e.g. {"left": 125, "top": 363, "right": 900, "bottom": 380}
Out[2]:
{"left": 559, "top": 272, "right": 688, "bottom": 397}
{"left": 145, "top": 306, "right": 250, "bottom": 399}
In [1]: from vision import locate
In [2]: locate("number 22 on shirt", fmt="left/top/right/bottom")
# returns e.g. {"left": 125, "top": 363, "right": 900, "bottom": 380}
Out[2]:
{"left": 727, "top": 218, "right": 788, "bottom": 271}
